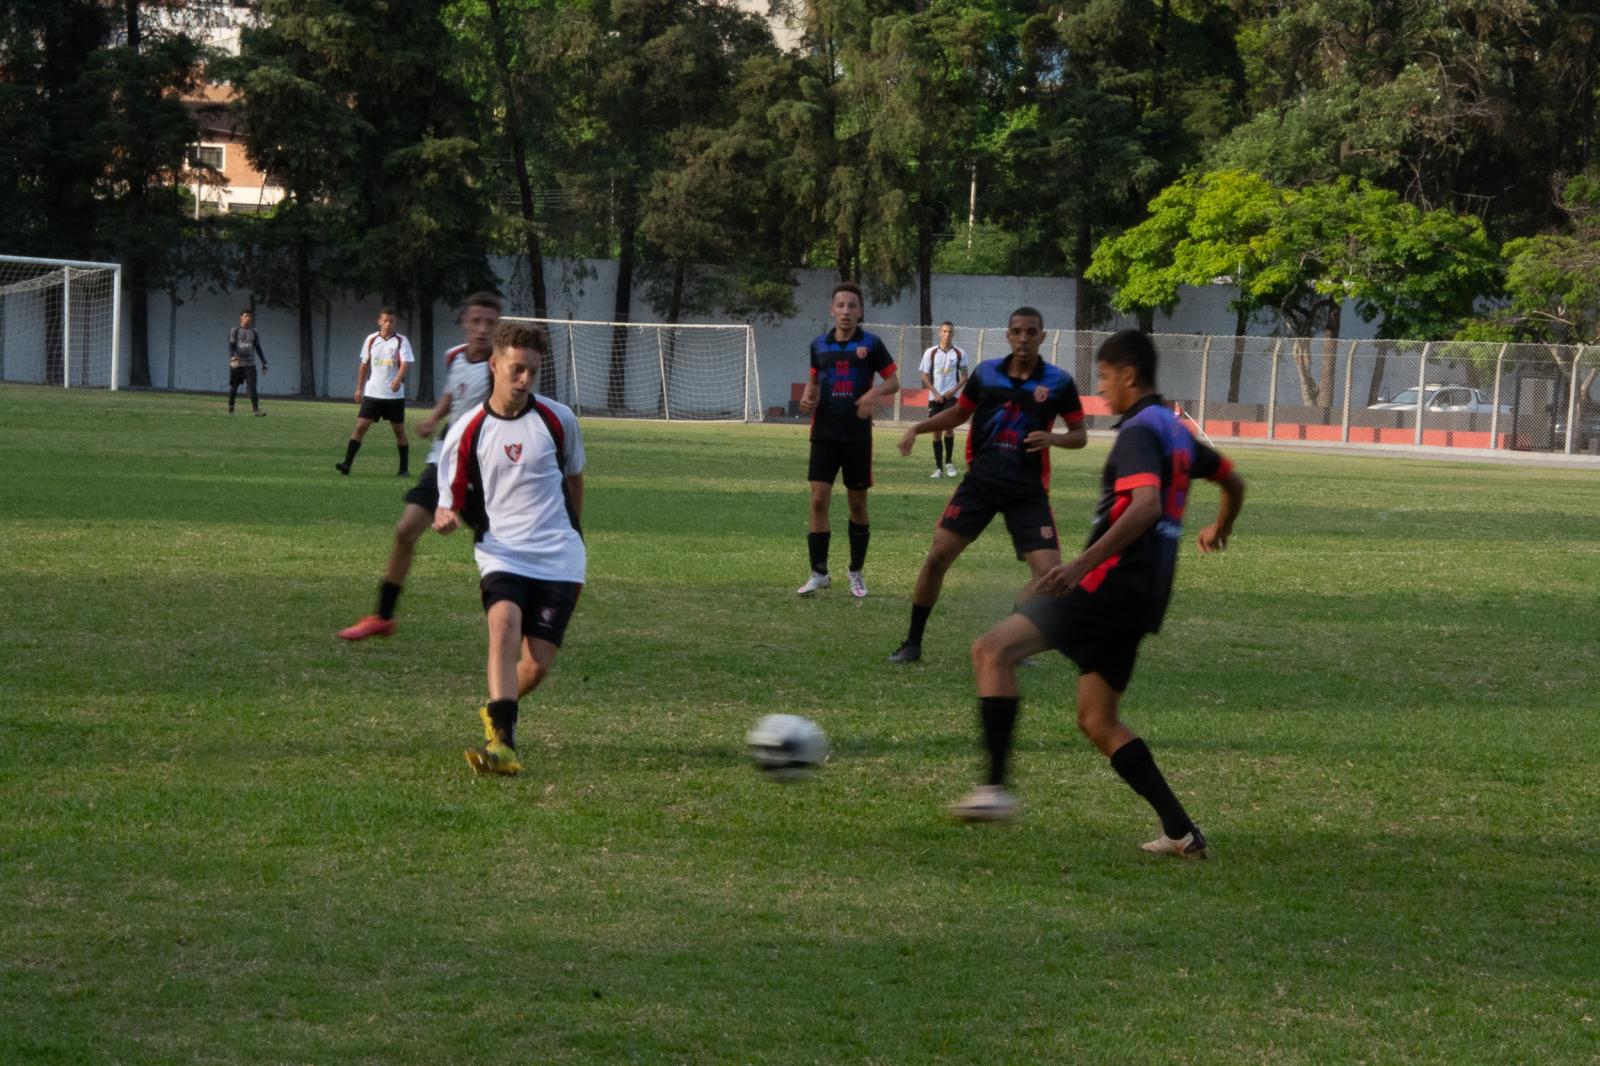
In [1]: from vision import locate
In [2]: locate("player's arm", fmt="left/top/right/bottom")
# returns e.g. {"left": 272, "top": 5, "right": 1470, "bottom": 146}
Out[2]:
{"left": 898, "top": 401, "right": 972, "bottom": 455}
{"left": 432, "top": 416, "right": 470, "bottom": 533}
{"left": 855, "top": 363, "right": 899, "bottom": 419}
{"left": 418, "top": 392, "right": 452, "bottom": 438}
{"left": 798, "top": 366, "right": 820, "bottom": 415}
{"left": 565, "top": 473, "right": 584, "bottom": 527}
{"left": 919, "top": 369, "right": 937, "bottom": 397}
{"left": 1037, "top": 484, "right": 1161, "bottom": 596}
{"left": 354, "top": 353, "right": 370, "bottom": 402}
{"left": 1196, "top": 451, "right": 1244, "bottom": 553}
{"left": 254, "top": 336, "right": 267, "bottom": 373}
{"left": 390, "top": 340, "right": 412, "bottom": 392}
{"left": 1025, "top": 418, "right": 1087, "bottom": 452}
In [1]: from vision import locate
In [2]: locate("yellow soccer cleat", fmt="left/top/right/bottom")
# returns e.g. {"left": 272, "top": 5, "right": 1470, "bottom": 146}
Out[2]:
{"left": 478, "top": 704, "right": 495, "bottom": 743}
{"left": 465, "top": 740, "right": 522, "bottom": 776}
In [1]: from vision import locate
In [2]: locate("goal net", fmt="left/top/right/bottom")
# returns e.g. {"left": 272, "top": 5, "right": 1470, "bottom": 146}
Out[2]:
{"left": 0, "top": 255, "right": 122, "bottom": 389}
{"left": 504, "top": 317, "right": 761, "bottom": 422}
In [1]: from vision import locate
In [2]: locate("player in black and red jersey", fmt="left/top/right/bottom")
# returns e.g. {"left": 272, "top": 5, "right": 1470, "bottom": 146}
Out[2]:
{"left": 890, "top": 307, "right": 1086, "bottom": 663}
{"left": 950, "top": 330, "right": 1246, "bottom": 862}
{"left": 795, "top": 282, "right": 899, "bottom": 599}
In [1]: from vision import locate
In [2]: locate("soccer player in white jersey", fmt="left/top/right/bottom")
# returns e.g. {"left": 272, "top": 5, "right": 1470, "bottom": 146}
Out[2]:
{"left": 336, "top": 308, "right": 416, "bottom": 476}
{"left": 918, "top": 321, "right": 966, "bottom": 477}
{"left": 337, "top": 292, "right": 502, "bottom": 641}
{"left": 434, "top": 321, "right": 586, "bottom": 776}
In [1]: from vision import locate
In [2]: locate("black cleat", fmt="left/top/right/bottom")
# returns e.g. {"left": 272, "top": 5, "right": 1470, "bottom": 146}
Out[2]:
{"left": 888, "top": 641, "right": 922, "bottom": 664}
{"left": 335, "top": 462, "right": 351, "bottom": 475}
{"left": 396, "top": 469, "right": 409, "bottom": 477}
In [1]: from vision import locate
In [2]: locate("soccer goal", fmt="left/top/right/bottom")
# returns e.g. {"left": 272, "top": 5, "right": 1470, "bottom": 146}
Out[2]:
{"left": 504, "top": 317, "right": 762, "bottom": 422}
{"left": 0, "top": 255, "right": 122, "bottom": 389}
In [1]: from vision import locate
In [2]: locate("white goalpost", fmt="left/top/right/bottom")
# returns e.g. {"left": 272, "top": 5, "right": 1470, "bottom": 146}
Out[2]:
{"left": 0, "top": 255, "right": 123, "bottom": 390}
{"left": 503, "top": 316, "right": 762, "bottom": 422}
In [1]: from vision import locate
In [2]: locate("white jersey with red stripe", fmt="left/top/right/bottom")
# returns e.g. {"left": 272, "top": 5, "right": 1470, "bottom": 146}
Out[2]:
{"left": 435, "top": 395, "right": 586, "bottom": 584}
{"left": 360, "top": 331, "right": 416, "bottom": 399}
{"left": 426, "top": 344, "right": 493, "bottom": 465}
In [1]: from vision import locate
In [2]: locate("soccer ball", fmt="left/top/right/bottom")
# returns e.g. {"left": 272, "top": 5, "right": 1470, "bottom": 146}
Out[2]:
{"left": 745, "top": 714, "right": 829, "bottom": 781}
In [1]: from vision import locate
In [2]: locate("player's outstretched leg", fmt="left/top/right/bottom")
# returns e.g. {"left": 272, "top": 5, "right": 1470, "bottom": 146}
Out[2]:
{"left": 477, "top": 637, "right": 556, "bottom": 742}
{"left": 890, "top": 528, "right": 970, "bottom": 663}
{"left": 467, "top": 601, "right": 526, "bottom": 776}
{"left": 1076, "top": 672, "right": 1206, "bottom": 859}
{"left": 338, "top": 504, "right": 431, "bottom": 641}
{"left": 947, "top": 613, "right": 1051, "bottom": 822}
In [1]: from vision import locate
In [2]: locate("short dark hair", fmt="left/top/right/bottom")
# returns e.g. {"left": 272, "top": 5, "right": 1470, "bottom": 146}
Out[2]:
{"left": 830, "top": 281, "right": 863, "bottom": 305}
{"left": 460, "top": 291, "right": 503, "bottom": 316}
{"left": 1096, "top": 328, "right": 1158, "bottom": 387}
{"left": 1008, "top": 306, "right": 1044, "bottom": 329}
{"left": 378, "top": 307, "right": 397, "bottom": 319}
{"left": 240, "top": 309, "right": 253, "bottom": 317}
{"left": 493, "top": 320, "right": 550, "bottom": 355}
{"left": 939, "top": 320, "right": 954, "bottom": 328}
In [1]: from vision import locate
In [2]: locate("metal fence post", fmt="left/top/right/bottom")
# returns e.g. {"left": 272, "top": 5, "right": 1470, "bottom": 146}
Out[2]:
{"left": 1050, "top": 330, "right": 1061, "bottom": 368}
{"left": 1197, "top": 336, "right": 1211, "bottom": 428}
{"left": 1566, "top": 346, "right": 1582, "bottom": 455}
{"left": 896, "top": 325, "right": 906, "bottom": 422}
{"left": 1339, "top": 339, "right": 1357, "bottom": 442}
{"left": 1488, "top": 343, "right": 1507, "bottom": 449}
{"left": 1266, "top": 339, "right": 1282, "bottom": 438}
{"left": 1414, "top": 342, "right": 1431, "bottom": 446}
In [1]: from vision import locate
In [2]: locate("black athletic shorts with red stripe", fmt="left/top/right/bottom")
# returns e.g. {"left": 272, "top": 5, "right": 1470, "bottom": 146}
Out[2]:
{"left": 937, "top": 476, "right": 1060, "bottom": 559}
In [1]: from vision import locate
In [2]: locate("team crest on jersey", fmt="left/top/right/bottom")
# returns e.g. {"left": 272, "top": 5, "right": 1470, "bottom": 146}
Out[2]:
{"left": 855, "top": 346, "right": 869, "bottom": 360}
{"left": 1033, "top": 384, "right": 1050, "bottom": 403}
{"left": 504, "top": 443, "right": 523, "bottom": 462}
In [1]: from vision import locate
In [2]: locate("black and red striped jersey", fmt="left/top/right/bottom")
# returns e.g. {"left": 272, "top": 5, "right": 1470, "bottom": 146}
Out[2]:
{"left": 1081, "top": 394, "right": 1231, "bottom": 633}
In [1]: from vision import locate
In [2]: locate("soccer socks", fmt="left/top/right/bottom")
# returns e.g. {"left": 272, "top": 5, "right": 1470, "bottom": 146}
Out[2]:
{"left": 1110, "top": 738, "right": 1195, "bottom": 840}
{"left": 979, "top": 696, "right": 1019, "bottom": 786}
{"left": 342, "top": 438, "right": 362, "bottom": 467}
{"left": 397, "top": 444, "right": 409, "bottom": 474}
{"left": 807, "top": 531, "right": 830, "bottom": 575}
{"left": 377, "top": 580, "right": 402, "bottom": 621}
{"left": 847, "top": 522, "right": 869, "bottom": 572}
{"left": 487, "top": 698, "right": 518, "bottom": 749}
{"left": 908, "top": 603, "right": 933, "bottom": 645}
{"left": 932, "top": 436, "right": 945, "bottom": 469}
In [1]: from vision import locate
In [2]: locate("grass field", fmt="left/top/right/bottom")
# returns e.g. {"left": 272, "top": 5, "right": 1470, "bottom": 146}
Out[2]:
{"left": 2, "top": 384, "right": 1598, "bottom": 1064}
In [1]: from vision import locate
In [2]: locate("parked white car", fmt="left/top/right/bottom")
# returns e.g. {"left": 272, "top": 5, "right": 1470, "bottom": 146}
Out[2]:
{"left": 1367, "top": 385, "right": 1510, "bottom": 415}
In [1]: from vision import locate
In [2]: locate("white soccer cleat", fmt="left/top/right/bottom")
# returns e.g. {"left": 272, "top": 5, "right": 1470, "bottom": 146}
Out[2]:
{"left": 1141, "top": 828, "right": 1208, "bottom": 860}
{"left": 947, "top": 784, "right": 1018, "bottom": 823}
{"left": 930, "top": 468, "right": 944, "bottom": 478}
{"left": 847, "top": 570, "right": 868, "bottom": 598}
{"left": 796, "top": 571, "right": 831, "bottom": 596}
{"left": 944, "top": 462, "right": 958, "bottom": 476}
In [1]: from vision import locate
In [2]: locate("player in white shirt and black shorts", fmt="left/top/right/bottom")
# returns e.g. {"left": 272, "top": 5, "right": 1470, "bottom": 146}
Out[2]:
{"left": 336, "top": 308, "right": 416, "bottom": 477}
{"left": 919, "top": 321, "right": 966, "bottom": 477}
{"left": 337, "top": 292, "right": 501, "bottom": 642}
{"left": 435, "top": 320, "right": 586, "bottom": 776}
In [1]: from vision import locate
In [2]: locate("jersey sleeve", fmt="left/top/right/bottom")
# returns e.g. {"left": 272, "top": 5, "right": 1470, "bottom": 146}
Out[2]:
{"left": 359, "top": 335, "right": 373, "bottom": 366}
{"left": 435, "top": 410, "right": 473, "bottom": 511}
{"left": 557, "top": 406, "right": 585, "bottom": 476}
{"left": 1056, "top": 376, "right": 1085, "bottom": 426}
{"left": 807, "top": 339, "right": 820, "bottom": 381}
{"left": 1191, "top": 439, "right": 1232, "bottom": 482}
{"left": 1109, "top": 425, "right": 1164, "bottom": 493}
{"left": 918, "top": 348, "right": 933, "bottom": 375}
{"left": 871, "top": 336, "right": 896, "bottom": 378}
{"left": 399, "top": 337, "right": 415, "bottom": 364}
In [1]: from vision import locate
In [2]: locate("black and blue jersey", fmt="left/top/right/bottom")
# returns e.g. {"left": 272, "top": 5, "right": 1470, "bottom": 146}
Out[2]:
{"left": 956, "top": 355, "right": 1084, "bottom": 493}
{"left": 809, "top": 327, "right": 896, "bottom": 443}
{"left": 1080, "top": 394, "right": 1232, "bottom": 632}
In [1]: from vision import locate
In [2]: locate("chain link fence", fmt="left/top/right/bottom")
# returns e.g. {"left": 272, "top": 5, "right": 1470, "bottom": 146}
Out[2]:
{"left": 845, "top": 328, "right": 1600, "bottom": 455}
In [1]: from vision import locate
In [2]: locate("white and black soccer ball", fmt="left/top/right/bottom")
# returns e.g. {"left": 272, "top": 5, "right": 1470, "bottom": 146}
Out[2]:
{"left": 745, "top": 714, "right": 829, "bottom": 781}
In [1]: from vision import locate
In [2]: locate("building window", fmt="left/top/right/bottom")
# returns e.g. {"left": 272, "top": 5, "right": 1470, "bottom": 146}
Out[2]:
{"left": 188, "top": 144, "right": 225, "bottom": 170}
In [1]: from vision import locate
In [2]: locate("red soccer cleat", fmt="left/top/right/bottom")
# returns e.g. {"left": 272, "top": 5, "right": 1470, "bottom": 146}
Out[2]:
{"left": 337, "top": 615, "right": 396, "bottom": 641}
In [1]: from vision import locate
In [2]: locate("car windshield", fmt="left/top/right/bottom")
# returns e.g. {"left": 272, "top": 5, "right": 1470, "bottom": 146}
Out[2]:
{"left": 1388, "top": 388, "right": 1419, "bottom": 404}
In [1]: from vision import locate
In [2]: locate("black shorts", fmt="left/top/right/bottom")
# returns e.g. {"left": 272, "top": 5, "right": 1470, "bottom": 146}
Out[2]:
{"left": 937, "top": 477, "right": 1060, "bottom": 558}
{"left": 402, "top": 462, "right": 440, "bottom": 511}
{"left": 1016, "top": 588, "right": 1146, "bottom": 692}
{"left": 927, "top": 395, "right": 956, "bottom": 420}
{"left": 808, "top": 438, "right": 873, "bottom": 491}
{"left": 228, "top": 365, "right": 257, "bottom": 388}
{"left": 480, "top": 572, "right": 582, "bottom": 647}
{"left": 359, "top": 397, "right": 406, "bottom": 423}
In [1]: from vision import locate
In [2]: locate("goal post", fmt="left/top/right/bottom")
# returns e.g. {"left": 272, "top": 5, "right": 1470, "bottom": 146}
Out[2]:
{"left": 0, "top": 255, "right": 123, "bottom": 390}
{"left": 502, "top": 316, "right": 763, "bottom": 422}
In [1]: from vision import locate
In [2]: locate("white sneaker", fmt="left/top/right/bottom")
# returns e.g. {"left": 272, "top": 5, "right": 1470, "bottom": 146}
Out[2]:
{"left": 796, "top": 571, "right": 831, "bottom": 596}
{"left": 944, "top": 462, "right": 958, "bottom": 476}
{"left": 1141, "top": 828, "right": 1208, "bottom": 860}
{"left": 948, "top": 785, "right": 1018, "bottom": 823}
{"left": 847, "top": 570, "right": 867, "bottom": 598}
{"left": 930, "top": 468, "right": 944, "bottom": 478}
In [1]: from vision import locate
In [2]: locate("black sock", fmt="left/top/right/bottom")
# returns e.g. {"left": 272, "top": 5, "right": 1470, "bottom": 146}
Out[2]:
{"left": 807, "top": 531, "right": 830, "bottom": 575}
{"left": 487, "top": 698, "right": 518, "bottom": 748}
{"left": 377, "top": 580, "right": 402, "bottom": 621}
{"left": 908, "top": 603, "right": 933, "bottom": 645}
{"left": 847, "top": 521, "right": 869, "bottom": 572}
{"left": 343, "top": 438, "right": 361, "bottom": 466}
{"left": 933, "top": 436, "right": 944, "bottom": 468}
{"left": 1110, "top": 738, "right": 1194, "bottom": 839}
{"left": 397, "top": 444, "right": 409, "bottom": 472}
{"left": 979, "top": 696, "right": 1019, "bottom": 787}
{"left": 943, "top": 437, "right": 956, "bottom": 466}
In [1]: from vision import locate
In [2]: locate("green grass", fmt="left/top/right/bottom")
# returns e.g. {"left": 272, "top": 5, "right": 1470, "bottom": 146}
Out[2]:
{"left": 2, "top": 384, "right": 1597, "bottom": 1064}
